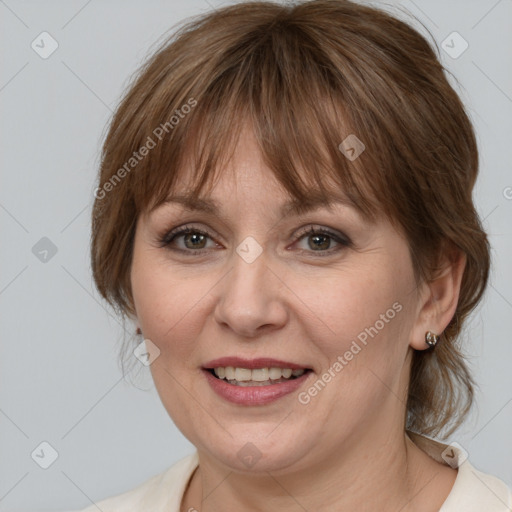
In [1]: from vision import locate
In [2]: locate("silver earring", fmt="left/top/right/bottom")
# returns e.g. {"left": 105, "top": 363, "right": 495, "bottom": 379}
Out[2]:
{"left": 425, "top": 331, "right": 440, "bottom": 348}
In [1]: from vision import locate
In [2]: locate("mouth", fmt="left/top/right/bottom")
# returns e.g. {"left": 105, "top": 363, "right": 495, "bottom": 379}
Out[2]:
{"left": 206, "top": 366, "right": 312, "bottom": 386}
{"left": 202, "top": 357, "right": 313, "bottom": 404}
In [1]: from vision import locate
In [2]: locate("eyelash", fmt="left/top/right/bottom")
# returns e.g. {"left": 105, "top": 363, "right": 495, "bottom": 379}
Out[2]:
{"left": 158, "top": 224, "right": 352, "bottom": 257}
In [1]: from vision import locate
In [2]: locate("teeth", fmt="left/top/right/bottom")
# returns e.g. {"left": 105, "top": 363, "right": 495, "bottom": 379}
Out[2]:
{"left": 234, "top": 368, "right": 252, "bottom": 381}
{"left": 269, "top": 367, "right": 282, "bottom": 380}
{"left": 251, "top": 368, "right": 269, "bottom": 381}
{"left": 212, "top": 366, "right": 306, "bottom": 383}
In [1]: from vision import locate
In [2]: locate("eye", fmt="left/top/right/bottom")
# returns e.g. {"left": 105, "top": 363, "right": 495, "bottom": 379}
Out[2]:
{"left": 158, "top": 224, "right": 351, "bottom": 256}
{"left": 293, "top": 226, "right": 351, "bottom": 256}
{"left": 158, "top": 224, "right": 219, "bottom": 254}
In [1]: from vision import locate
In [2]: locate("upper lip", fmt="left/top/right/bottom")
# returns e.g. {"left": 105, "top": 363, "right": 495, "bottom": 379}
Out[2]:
{"left": 203, "top": 357, "right": 310, "bottom": 370}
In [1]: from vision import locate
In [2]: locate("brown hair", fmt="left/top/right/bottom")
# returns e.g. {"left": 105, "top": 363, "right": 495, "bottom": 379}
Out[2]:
{"left": 90, "top": 0, "right": 490, "bottom": 439}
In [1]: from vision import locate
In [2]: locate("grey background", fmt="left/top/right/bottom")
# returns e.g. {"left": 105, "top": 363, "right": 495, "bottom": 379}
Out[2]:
{"left": 0, "top": 0, "right": 511, "bottom": 510}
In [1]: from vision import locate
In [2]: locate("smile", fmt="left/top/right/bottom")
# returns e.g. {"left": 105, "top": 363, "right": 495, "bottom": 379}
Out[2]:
{"left": 202, "top": 358, "right": 313, "bottom": 405}
{"left": 210, "top": 366, "right": 307, "bottom": 386}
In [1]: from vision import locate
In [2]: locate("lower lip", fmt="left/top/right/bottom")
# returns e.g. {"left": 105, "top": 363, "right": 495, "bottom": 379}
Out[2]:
{"left": 203, "top": 369, "right": 311, "bottom": 405}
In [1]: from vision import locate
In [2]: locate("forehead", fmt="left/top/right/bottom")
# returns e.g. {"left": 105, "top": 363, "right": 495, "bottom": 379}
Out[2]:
{"left": 141, "top": 111, "right": 383, "bottom": 228}
{"left": 151, "top": 189, "right": 359, "bottom": 219}
{"left": 151, "top": 125, "right": 359, "bottom": 213}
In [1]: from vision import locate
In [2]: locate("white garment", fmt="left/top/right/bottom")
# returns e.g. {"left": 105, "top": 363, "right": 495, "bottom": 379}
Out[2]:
{"left": 79, "top": 435, "right": 512, "bottom": 511}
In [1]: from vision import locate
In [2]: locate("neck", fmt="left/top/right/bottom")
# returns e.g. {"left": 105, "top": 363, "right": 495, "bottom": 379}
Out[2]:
{"left": 182, "top": 425, "right": 454, "bottom": 512}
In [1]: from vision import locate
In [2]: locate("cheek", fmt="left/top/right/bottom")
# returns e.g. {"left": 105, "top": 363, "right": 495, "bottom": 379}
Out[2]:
{"left": 292, "top": 266, "right": 402, "bottom": 350}
{"left": 290, "top": 259, "right": 414, "bottom": 409}
{"left": 131, "top": 253, "right": 218, "bottom": 364}
{"left": 131, "top": 259, "right": 212, "bottom": 430}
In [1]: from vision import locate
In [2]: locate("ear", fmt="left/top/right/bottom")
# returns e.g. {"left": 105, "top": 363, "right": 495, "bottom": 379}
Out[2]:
{"left": 125, "top": 307, "right": 141, "bottom": 335}
{"left": 409, "top": 243, "right": 466, "bottom": 351}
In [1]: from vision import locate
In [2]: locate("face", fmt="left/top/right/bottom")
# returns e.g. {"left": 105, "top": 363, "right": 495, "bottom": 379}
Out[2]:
{"left": 130, "top": 127, "right": 423, "bottom": 474}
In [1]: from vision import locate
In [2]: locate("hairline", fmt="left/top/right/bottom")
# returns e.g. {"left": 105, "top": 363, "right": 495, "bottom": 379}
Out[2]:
{"left": 148, "top": 190, "right": 371, "bottom": 221}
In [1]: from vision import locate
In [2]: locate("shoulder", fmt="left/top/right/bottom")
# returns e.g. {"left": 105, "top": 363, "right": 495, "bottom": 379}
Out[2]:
{"left": 440, "top": 460, "right": 512, "bottom": 511}
{"left": 407, "top": 431, "right": 512, "bottom": 511}
{"left": 77, "top": 452, "right": 199, "bottom": 512}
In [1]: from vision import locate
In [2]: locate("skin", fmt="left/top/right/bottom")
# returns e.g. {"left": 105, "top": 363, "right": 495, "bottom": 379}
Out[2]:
{"left": 130, "top": 126, "right": 466, "bottom": 512}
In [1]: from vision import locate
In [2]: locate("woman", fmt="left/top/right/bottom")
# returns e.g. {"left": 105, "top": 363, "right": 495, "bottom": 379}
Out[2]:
{"left": 83, "top": 0, "right": 512, "bottom": 510}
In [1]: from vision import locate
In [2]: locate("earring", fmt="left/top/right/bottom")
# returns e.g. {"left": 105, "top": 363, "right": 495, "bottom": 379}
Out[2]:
{"left": 425, "top": 331, "right": 440, "bottom": 348}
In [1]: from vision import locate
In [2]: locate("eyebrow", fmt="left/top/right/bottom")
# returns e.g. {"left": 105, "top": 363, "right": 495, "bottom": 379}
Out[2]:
{"left": 152, "top": 192, "right": 357, "bottom": 218}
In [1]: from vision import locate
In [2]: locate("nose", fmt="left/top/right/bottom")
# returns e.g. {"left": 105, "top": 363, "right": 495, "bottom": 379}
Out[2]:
{"left": 213, "top": 248, "right": 289, "bottom": 338}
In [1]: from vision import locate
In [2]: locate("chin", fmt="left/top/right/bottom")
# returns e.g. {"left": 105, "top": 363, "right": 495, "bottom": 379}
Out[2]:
{"left": 193, "top": 423, "right": 317, "bottom": 474}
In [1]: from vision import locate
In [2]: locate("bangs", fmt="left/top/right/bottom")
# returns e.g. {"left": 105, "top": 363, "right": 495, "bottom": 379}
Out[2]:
{"left": 128, "top": 22, "right": 389, "bottom": 225}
